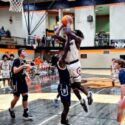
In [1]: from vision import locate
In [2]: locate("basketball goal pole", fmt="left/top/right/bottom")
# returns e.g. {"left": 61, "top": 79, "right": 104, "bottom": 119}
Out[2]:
{"left": 27, "top": 0, "right": 31, "bottom": 45}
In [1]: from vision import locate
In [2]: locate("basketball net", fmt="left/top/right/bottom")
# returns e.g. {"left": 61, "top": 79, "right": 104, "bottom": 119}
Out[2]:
{"left": 1, "top": 0, "right": 24, "bottom": 12}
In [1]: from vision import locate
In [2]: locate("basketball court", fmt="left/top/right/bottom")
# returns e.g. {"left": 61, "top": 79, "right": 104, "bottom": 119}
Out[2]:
{"left": 0, "top": 0, "right": 125, "bottom": 125}
{"left": 0, "top": 69, "right": 123, "bottom": 125}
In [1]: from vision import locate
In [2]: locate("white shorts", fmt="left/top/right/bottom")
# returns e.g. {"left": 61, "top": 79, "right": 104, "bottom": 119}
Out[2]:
{"left": 1, "top": 70, "right": 10, "bottom": 79}
{"left": 66, "top": 61, "right": 81, "bottom": 83}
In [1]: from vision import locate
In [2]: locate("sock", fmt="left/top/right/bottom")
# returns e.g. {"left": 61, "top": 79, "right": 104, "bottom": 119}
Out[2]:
{"left": 87, "top": 91, "right": 92, "bottom": 97}
{"left": 24, "top": 108, "right": 28, "bottom": 113}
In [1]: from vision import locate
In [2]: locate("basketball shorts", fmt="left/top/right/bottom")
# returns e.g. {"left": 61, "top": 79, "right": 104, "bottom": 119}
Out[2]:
{"left": 58, "top": 83, "right": 71, "bottom": 105}
{"left": 12, "top": 78, "right": 28, "bottom": 96}
{"left": 66, "top": 61, "right": 81, "bottom": 83}
{"left": 1, "top": 70, "right": 10, "bottom": 79}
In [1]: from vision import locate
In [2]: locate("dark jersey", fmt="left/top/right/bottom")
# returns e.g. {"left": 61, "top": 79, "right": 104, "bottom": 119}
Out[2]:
{"left": 56, "top": 62, "right": 70, "bottom": 84}
{"left": 12, "top": 58, "right": 26, "bottom": 80}
{"left": 119, "top": 68, "right": 125, "bottom": 85}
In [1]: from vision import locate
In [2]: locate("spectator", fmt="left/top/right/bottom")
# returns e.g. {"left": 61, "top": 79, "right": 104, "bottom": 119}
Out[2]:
{"left": 9, "top": 48, "right": 33, "bottom": 120}
{"left": 0, "top": 26, "right": 6, "bottom": 37}
{"left": 6, "top": 30, "right": 11, "bottom": 38}
{"left": 46, "top": 36, "right": 51, "bottom": 47}
{"left": 0, "top": 54, "right": 11, "bottom": 92}
{"left": 41, "top": 35, "right": 46, "bottom": 47}
{"left": 34, "top": 56, "right": 42, "bottom": 69}
{"left": 51, "top": 36, "right": 55, "bottom": 47}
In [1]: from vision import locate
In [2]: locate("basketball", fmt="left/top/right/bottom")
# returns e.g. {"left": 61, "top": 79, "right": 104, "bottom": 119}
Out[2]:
{"left": 61, "top": 15, "right": 73, "bottom": 26}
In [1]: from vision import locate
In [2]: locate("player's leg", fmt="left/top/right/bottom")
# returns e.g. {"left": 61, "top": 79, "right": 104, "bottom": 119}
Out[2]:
{"left": 59, "top": 83, "right": 71, "bottom": 124}
{"left": 61, "top": 101, "right": 70, "bottom": 125}
{"left": 71, "top": 83, "right": 88, "bottom": 112}
{"left": 68, "top": 63, "right": 93, "bottom": 105}
{"left": 21, "top": 79, "right": 33, "bottom": 120}
{"left": 74, "top": 82, "right": 93, "bottom": 105}
{"left": 9, "top": 80, "right": 20, "bottom": 118}
{"left": 54, "top": 84, "right": 60, "bottom": 107}
{"left": 112, "top": 74, "right": 116, "bottom": 87}
{"left": 117, "top": 99, "right": 125, "bottom": 123}
{"left": 9, "top": 94, "right": 20, "bottom": 118}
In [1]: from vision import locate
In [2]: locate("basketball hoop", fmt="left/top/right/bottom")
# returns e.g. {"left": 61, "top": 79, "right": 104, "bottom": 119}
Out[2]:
{"left": 1, "top": 0, "right": 24, "bottom": 12}
{"left": 9, "top": 0, "right": 24, "bottom": 12}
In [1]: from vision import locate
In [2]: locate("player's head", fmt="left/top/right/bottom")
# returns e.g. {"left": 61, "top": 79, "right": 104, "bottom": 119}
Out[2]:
{"left": 74, "top": 30, "right": 84, "bottom": 39}
{"left": 112, "top": 58, "right": 116, "bottom": 61}
{"left": 112, "top": 58, "right": 116, "bottom": 64}
{"left": 18, "top": 48, "right": 26, "bottom": 58}
{"left": 114, "top": 59, "right": 125, "bottom": 69}
{"left": 10, "top": 53, "right": 15, "bottom": 60}
{"left": 2, "top": 54, "right": 8, "bottom": 61}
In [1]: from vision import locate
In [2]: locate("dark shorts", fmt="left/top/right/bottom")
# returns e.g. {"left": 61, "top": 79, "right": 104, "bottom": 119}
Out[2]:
{"left": 71, "top": 82, "right": 81, "bottom": 89}
{"left": 12, "top": 78, "right": 28, "bottom": 96}
{"left": 58, "top": 83, "right": 71, "bottom": 105}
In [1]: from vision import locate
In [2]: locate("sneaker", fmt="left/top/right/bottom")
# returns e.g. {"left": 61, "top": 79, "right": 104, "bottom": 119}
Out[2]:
{"left": 53, "top": 99, "right": 59, "bottom": 107}
{"left": 87, "top": 92, "right": 93, "bottom": 105}
{"left": 80, "top": 99, "right": 88, "bottom": 112}
{"left": 61, "top": 119, "right": 70, "bottom": 125}
{"left": 9, "top": 108, "right": 15, "bottom": 118}
{"left": 23, "top": 109, "right": 33, "bottom": 120}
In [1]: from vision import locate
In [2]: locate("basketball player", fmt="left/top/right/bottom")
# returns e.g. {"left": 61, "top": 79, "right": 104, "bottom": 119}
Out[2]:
{"left": 55, "top": 24, "right": 93, "bottom": 112}
{"left": 9, "top": 48, "right": 33, "bottom": 120}
{"left": 111, "top": 58, "right": 119, "bottom": 87}
{"left": 1, "top": 54, "right": 11, "bottom": 93}
{"left": 56, "top": 58, "right": 71, "bottom": 125}
{"left": 114, "top": 59, "right": 125, "bottom": 125}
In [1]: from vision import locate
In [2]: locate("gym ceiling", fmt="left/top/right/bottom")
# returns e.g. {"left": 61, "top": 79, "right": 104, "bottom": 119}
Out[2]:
{"left": 0, "top": 0, "right": 125, "bottom": 11}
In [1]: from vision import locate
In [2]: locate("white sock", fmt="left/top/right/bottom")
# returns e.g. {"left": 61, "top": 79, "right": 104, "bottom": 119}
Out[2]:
{"left": 88, "top": 91, "right": 92, "bottom": 97}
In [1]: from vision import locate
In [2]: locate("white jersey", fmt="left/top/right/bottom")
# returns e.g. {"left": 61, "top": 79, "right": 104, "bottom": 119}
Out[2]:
{"left": 64, "top": 39, "right": 81, "bottom": 83}
{"left": 1, "top": 60, "right": 10, "bottom": 78}
{"left": 111, "top": 63, "right": 119, "bottom": 80}
{"left": 1, "top": 61, "right": 10, "bottom": 71}
{"left": 65, "top": 39, "right": 79, "bottom": 63}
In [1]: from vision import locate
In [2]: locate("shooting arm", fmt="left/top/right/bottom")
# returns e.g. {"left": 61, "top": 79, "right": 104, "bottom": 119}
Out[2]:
{"left": 53, "top": 35, "right": 66, "bottom": 43}
{"left": 54, "top": 24, "right": 66, "bottom": 43}
{"left": 61, "top": 40, "right": 69, "bottom": 61}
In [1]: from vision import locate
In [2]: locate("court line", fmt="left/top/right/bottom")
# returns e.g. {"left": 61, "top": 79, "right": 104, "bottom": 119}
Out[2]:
{"left": 37, "top": 88, "right": 106, "bottom": 125}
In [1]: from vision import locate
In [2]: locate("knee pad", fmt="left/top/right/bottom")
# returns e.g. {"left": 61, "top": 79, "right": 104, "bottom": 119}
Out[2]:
{"left": 22, "top": 95, "right": 28, "bottom": 101}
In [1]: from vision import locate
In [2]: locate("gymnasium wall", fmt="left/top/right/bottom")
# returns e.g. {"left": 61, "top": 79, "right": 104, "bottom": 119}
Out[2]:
{"left": 80, "top": 49, "right": 125, "bottom": 69}
{"left": 0, "top": 48, "right": 35, "bottom": 61}
{"left": 75, "top": 6, "right": 95, "bottom": 47}
{"left": 22, "top": 10, "right": 47, "bottom": 38}
{"left": 110, "top": 3, "right": 125, "bottom": 39}
{"left": 96, "top": 15, "right": 109, "bottom": 33}
{"left": 0, "top": 8, "right": 47, "bottom": 38}
{"left": 0, "top": 8, "right": 23, "bottom": 37}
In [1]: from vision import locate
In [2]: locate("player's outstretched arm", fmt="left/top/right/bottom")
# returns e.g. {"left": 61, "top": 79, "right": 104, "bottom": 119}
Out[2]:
{"left": 54, "top": 24, "right": 66, "bottom": 43}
